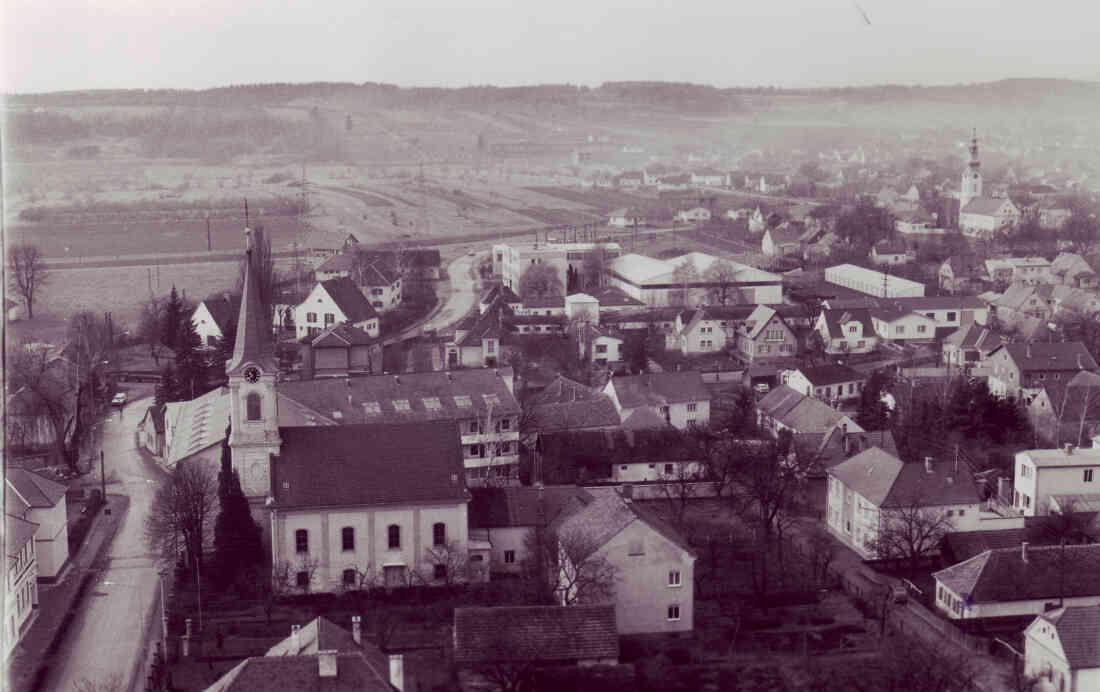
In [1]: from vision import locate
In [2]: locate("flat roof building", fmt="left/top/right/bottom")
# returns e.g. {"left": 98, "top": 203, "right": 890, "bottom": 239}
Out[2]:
{"left": 607, "top": 252, "right": 782, "bottom": 307}
{"left": 825, "top": 263, "right": 925, "bottom": 298}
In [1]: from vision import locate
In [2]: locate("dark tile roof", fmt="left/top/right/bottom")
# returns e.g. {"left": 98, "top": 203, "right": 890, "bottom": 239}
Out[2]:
{"left": 1041, "top": 606, "right": 1100, "bottom": 670}
{"left": 265, "top": 616, "right": 361, "bottom": 656}
{"left": 309, "top": 323, "right": 379, "bottom": 348}
{"left": 600, "top": 308, "right": 682, "bottom": 325}
{"left": 935, "top": 544, "right": 1100, "bottom": 605}
{"left": 588, "top": 285, "right": 645, "bottom": 307}
{"left": 961, "top": 196, "right": 1013, "bottom": 215}
{"left": 521, "top": 295, "right": 565, "bottom": 309}
{"left": 321, "top": 277, "right": 379, "bottom": 324}
{"left": 277, "top": 368, "right": 520, "bottom": 425}
{"left": 827, "top": 447, "right": 904, "bottom": 506}
{"left": 757, "top": 385, "right": 851, "bottom": 434}
{"left": 6, "top": 467, "right": 67, "bottom": 507}
{"left": 457, "top": 304, "right": 510, "bottom": 346}
{"left": 883, "top": 461, "right": 982, "bottom": 508}
{"left": 608, "top": 372, "right": 709, "bottom": 408}
{"left": 795, "top": 364, "right": 865, "bottom": 387}
{"left": 511, "top": 314, "right": 565, "bottom": 327}
{"left": 531, "top": 375, "right": 602, "bottom": 405}
{"left": 819, "top": 308, "right": 874, "bottom": 338}
{"left": 316, "top": 252, "right": 357, "bottom": 274}
{"left": 4, "top": 514, "right": 39, "bottom": 557}
{"left": 873, "top": 238, "right": 909, "bottom": 255}
{"left": 482, "top": 284, "right": 522, "bottom": 305}
{"left": 199, "top": 293, "right": 242, "bottom": 333}
{"left": 553, "top": 486, "right": 695, "bottom": 557}
{"left": 453, "top": 605, "right": 618, "bottom": 665}
{"left": 528, "top": 396, "right": 622, "bottom": 433}
{"left": 208, "top": 653, "right": 393, "bottom": 692}
{"left": 991, "top": 341, "right": 1098, "bottom": 373}
{"left": 272, "top": 421, "right": 468, "bottom": 510}
{"left": 468, "top": 486, "right": 590, "bottom": 528}
{"left": 1040, "top": 370, "right": 1100, "bottom": 421}
{"left": 942, "top": 517, "right": 1074, "bottom": 563}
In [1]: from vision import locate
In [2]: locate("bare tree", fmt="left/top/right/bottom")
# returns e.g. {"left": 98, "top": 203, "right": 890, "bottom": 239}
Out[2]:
{"left": 145, "top": 460, "right": 218, "bottom": 573}
{"left": 517, "top": 263, "right": 563, "bottom": 299}
{"left": 703, "top": 260, "right": 741, "bottom": 305}
{"left": 580, "top": 244, "right": 612, "bottom": 290}
{"left": 137, "top": 295, "right": 170, "bottom": 365}
{"left": 657, "top": 460, "right": 704, "bottom": 528}
{"left": 8, "top": 342, "right": 77, "bottom": 469}
{"left": 869, "top": 491, "right": 956, "bottom": 576}
{"left": 8, "top": 243, "right": 49, "bottom": 319}
{"left": 552, "top": 528, "right": 617, "bottom": 606}
{"left": 670, "top": 259, "right": 698, "bottom": 306}
{"left": 420, "top": 540, "right": 470, "bottom": 585}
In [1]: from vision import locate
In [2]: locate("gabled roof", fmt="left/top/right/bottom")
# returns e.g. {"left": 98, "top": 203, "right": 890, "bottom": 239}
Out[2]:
{"left": 553, "top": 487, "right": 694, "bottom": 558}
{"left": 4, "top": 513, "right": 39, "bottom": 557}
{"left": 468, "top": 486, "right": 591, "bottom": 528}
{"left": 935, "top": 544, "right": 1100, "bottom": 604}
{"left": 988, "top": 341, "right": 1098, "bottom": 373}
{"left": 1038, "top": 606, "right": 1100, "bottom": 670}
{"left": 265, "top": 617, "right": 361, "bottom": 656}
{"left": 277, "top": 368, "right": 520, "bottom": 425}
{"left": 315, "top": 252, "right": 358, "bottom": 274}
{"left": 320, "top": 278, "right": 379, "bottom": 324}
{"left": 588, "top": 285, "right": 645, "bottom": 307}
{"left": 882, "top": 460, "right": 981, "bottom": 508}
{"left": 198, "top": 293, "right": 242, "bottom": 334}
{"left": 457, "top": 303, "right": 511, "bottom": 346}
{"left": 6, "top": 467, "right": 67, "bottom": 508}
{"left": 1038, "top": 370, "right": 1100, "bottom": 421}
{"left": 961, "top": 196, "right": 1015, "bottom": 216}
{"left": 827, "top": 447, "right": 904, "bottom": 506}
{"left": 743, "top": 305, "right": 781, "bottom": 339}
{"left": 272, "top": 421, "right": 468, "bottom": 510}
{"left": 308, "top": 323, "right": 378, "bottom": 348}
{"left": 608, "top": 372, "right": 709, "bottom": 408}
{"left": 205, "top": 653, "right": 393, "bottom": 692}
{"left": 531, "top": 375, "right": 602, "bottom": 405}
{"left": 819, "top": 308, "right": 874, "bottom": 339}
{"left": 453, "top": 605, "right": 618, "bottom": 665}
{"left": 141, "top": 404, "right": 166, "bottom": 434}
{"left": 528, "top": 395, "right": 621, "bottom": 433}
{"left": 165, "top": 387, "right": 231, "bottom": 465}
{"left": 482, "top": 284, "right": 522, "bottom": 306}
{"left": 620, "top": 406, "right": 671, "bottom": 430}
{"left": 1017, "top": 446, "right": 1100, "bottom": 469}
{"left": 795, "top": 364, "right": 864, "bottom": 387}
{"left": 765, "top": 226, "right": 802, "bottom": 246}
{"left": 943, "top": 254, "right": 985, "bottom": 278}
{"left": 995, "top": 282, "right": 1053, "bottom": 312}
{"left": 757, "top": 385, "right": 857, "bottom": 435}
{"left": 519, "top": 295, "right": 564, "bottom": 309}
{"left": 873, "top": 238, "right": 909, "bottom": 255}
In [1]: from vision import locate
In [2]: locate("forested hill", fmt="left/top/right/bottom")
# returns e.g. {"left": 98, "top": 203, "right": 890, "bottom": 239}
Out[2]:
{"left": 8, "top": 78, "right": 1100, "bottom": 112}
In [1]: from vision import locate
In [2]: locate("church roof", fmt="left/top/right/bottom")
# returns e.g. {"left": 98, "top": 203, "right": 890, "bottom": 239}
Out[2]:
{"left": 227, "top": 228, "right": 277, "bottom": 374}
{"left": 961, "top": 197, "right": 1012, "bottom": 216}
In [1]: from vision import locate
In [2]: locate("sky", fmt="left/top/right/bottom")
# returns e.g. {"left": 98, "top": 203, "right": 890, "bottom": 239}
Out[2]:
{"left": 4, "top": 0, "right": 1100, "bottom": 94}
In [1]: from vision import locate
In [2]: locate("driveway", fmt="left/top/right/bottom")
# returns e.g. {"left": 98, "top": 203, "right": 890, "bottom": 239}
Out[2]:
{"left": 43, "top": 397, "right": 167, "bottom": 692}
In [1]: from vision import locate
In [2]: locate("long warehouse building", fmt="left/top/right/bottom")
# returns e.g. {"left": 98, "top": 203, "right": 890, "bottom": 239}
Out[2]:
{"left": 825, "top": 263, "right": 925, "bottom": 298}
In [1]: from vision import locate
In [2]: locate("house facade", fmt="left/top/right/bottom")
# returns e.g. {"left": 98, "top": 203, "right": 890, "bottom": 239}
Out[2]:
{"left": 5, "top": 468, "right": 69, "bottom": 580}
{"left": 870, "top": 310, "right": 937, "bottom": 342}
{"left": 1013, "top": 447, "right": 1100, "bottom": 517}
{"left": 293, "top": 278, "right": 380, "bottom": 341}
{"left": 986, "top": 342, "right": 1098, "bottom": 400}
{"left": 4, "top": 514, "right": 38, "bottom": 659}
{"left": 675, "top": 207, "right": 712, "bottom": 224}
{"left": 756, "top": 385, "right": 863, "bottom": 438}
{"left": 602, "top": 372, "right": 711, "bottom": 430}
{"left": 1025, "top": 606, "right": 1100, "bottom": 692}
{"left": 735, "top": 306, "right": 798, "bottom": 363}
{"left": 815, "top": 309, "right": 877, "bottom": 354}
{"left": 785, "top": 364, "right": 865, "bottom": 404}
{"left": 191, "top": 293, "right": 240, "bottom": 347}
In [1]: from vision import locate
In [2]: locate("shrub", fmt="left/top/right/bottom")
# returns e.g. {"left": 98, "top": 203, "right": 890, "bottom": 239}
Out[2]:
{"left": 666, "top": 648, "right": 692, "bottom": 665}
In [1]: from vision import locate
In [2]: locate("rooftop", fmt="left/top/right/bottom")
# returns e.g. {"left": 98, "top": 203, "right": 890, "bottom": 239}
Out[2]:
{"left": 164, "top": 387, "right": 231, "bottom": 465}
{"left": 468, "top": 486, "right": 590, "bottom": 529}
{"left": 6, "top": 467, "right": 67, "bottom": 508}
{"left": 935, "top": 543, "right": 1100, "bottom": 605}
{"left": 453, "top": 605, "right": 618, "bottom": 665}
{"left": 608, "top": 371, "right": 709, "bottom": 408}
{"left": 795, "top": 363, "right": 865, "bottom": 387}
{"left": 1018, "top": 447, "right": 1100, "bottom": 469}
{"left": 757, "top": 385, "right": 856, "bottom": 435}
{"left": 1037, "top": 606, "right": 1100, "bottom": 670}
{"left": 319, "top": 277, "right": 379, "bottom": 324}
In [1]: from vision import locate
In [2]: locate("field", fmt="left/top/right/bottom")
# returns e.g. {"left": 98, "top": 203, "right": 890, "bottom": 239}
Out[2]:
{"left": 525, "top": 186, "right": 656, "bottom": 213}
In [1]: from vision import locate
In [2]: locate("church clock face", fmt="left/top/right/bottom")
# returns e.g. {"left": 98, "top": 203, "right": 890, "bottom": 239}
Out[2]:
{"left": 243, "top": 366, "right": 261, "bottom": 383}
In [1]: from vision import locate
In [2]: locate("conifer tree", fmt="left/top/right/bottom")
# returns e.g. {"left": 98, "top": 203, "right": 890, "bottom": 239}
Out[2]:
{"left": 213, "top": 428, "right": 264, "bottom": 590}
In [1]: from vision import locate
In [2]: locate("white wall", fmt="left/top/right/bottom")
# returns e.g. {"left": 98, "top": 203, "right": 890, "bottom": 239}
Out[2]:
{"left": 191, "top": 302, "right": 224, "bottom": 348}
{"left": 1025, "top": 620, "right": 1073, "bottom": 691}
{"left": 1016, "top": 459, "right": 1100, "bottom": 517}
{"left": 30, "top": 501, "right": 69, "bottom": 579}
{"left": 611, "top": 461, "right": 707, "bottom": 483}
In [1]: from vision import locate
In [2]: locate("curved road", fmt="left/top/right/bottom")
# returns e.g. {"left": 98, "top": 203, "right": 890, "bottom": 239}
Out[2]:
{"left": 45, "top": 397, "right": 166, "bottom": 692}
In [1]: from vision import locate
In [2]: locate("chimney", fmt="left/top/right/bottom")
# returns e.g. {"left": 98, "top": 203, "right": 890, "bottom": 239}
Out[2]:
{"left": 389, "top": 654, "right": 405, "bottom": 691}
{"left": 290, "top": 624, "right": 301, "bottom": 653}
{"left": 842, "top": 423, "right": 850, "bottom": 454}
{"left": 351, "top": 615, "right": 361, "bottom": 645}
{"left": 1021, "top": 542, "right": 1029, "bottom": 563}
{"left": 318, "top": 650, "right": 338, "bottom": 678}
{"left": 924, "top": 457, "right": 934, "bottom": 474}
{"left": 621, "top": 484, "right": 633, "bottom": 502}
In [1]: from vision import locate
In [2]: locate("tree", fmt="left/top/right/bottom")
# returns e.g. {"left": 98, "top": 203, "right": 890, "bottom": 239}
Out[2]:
{"left": 801, "top": 330, "right": 826, "bottom": 367}
{"left": 172, "top": 318, "right": 207, "bottom": 401}
{"left": 517, "top": 263, "right": 563, "bottom": 299}
{"left": 212, "top": 430, "right": 264, "bottom": 591}
{"left": 856, "top": 370, "right": 893, "bottom": 431}
{"left": 137, "top": 295, "right": 169, "bottom": 365}
{"left": 670, "top": 259, "right": 698, "bottom": 306}
{"left": 657, "top": 459, "right": 704, "bottom": 528}
{"left": 869, "top": 490, "right": 956, "bottom": 576}
{"left": 421, "top": 540, "right": 471, "bottom": 586}
{"left": 63, "top": 311, "right": 115, "bottom": 467}
{"left": 522, "top": 526, "right": 616, "bottom": 607}
{"left": 8, "top": 342, "right": 78, "bottom": 471}
{"left": 7, "top": 243, "right": 48, "bottom": 319}
{"left": 162, "top": 286, "right": 186, "bottom": 352}
{"left": 703, "top": 260, "right": 741, "bottom": 305}
{"left": 1061, "top": 197, "right": 1099, "bottom": 253}
{"left": 581, "top": 245, "right": 612, "bottom": 290}
{"left": 145, "top": 460, "right": 218, "bottom": 574}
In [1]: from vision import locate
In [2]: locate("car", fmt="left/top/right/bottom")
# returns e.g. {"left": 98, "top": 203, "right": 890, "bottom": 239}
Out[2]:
{"left": 111, "top": 392, "right": 127, "bottom": 407}
{"left": 467, "top": 250, "right": 476, "bottom": 256}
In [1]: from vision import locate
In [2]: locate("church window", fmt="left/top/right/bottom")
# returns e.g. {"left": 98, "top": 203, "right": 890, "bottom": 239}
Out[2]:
{"left": 433, "top": 523, "right": 446, "bottom": 547}
{"left": 342, "top": 527, "right": 355, "bottom": 551}
{"left": 295, "top": 529, "right": 308, "bottom": 554}
{"left": 296, "top": 571, "right": 309, "bottom": 588}
{"left": 388, "top": 524, "right": 401, "bottom": 549}
{"left": 246, "top": 393, "right": 262, "bottom": 421}
{"left": 342, "top": 569, "right": 357, "bottom": 587}
{"left": 433, "top": 564, "right": 447, "bottom": 580}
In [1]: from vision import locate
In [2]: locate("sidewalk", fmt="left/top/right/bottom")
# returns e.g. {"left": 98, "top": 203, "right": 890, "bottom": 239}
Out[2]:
{"left": 6, "top": 494, "right": 131, "bottom": 692}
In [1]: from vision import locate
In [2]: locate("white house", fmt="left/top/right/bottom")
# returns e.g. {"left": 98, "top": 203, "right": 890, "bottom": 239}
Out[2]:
{"left": 814, "top": 309, "right": 877, "bottom": 354}
{"left": 675, "top": 207, "right": 711, "bottom": 224}
{"left": 747, "top": 207, "right": 766, "bottom": 234}
{"left": 756, "top": 386, "right": 863, "bottom": 438}
{"left": 870, "top": 239, "right": 913, "bottom": 266}
{"left": 4, "top": 513, "right": 38, "bottom": 659}
{"left": 827, "top": 451, "right": 981, "bottom": 560}
{"left": 577, "top": 324, "right": 624, "bottom": 366}
{"left": 960, "top": 197, "right": 1021, "bottom": 237}
{"left": 351, "top": 262, "right": 402, "bottom": 313}
{"left": 785, "top": 364, "right": 865, "bottom": 404}
{"left": 1025, "top": 605, "right": 1100, "bottom": 692}
{"left": 934, "top": 543, "right": 1100, "bottom": 620}
{"left": 603, "top": 371, "right": 710, "bottom": 430}
{"left": 5, "top": 468, "right": 69, "bottom": 580}
{"left": 1013, "top": 447, "right": 1100, "bottom": 517}
{"left": 293, "top": 278, "right": 380, "bottom": 341}
{"left": 608, "top": 208, "right": 648, "bottom": 228}
{"left": 869, "top": 309, "right": 938, "bottom": 342}
{"left": 191, "top": 293, "right": 240, "bottom": 348}
{"left": 691, "top": 169, "right": 726, "bottom": 187}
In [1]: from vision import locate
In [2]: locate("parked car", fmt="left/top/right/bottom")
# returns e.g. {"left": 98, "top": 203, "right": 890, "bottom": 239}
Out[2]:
{"left": 111, "top": 392, "right": 127, "bottom": 407}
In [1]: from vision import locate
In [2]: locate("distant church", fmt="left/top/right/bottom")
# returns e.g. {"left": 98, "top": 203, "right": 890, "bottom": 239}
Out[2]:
{"left": 957, "top": 129, "right": 1020, "bottom": 238}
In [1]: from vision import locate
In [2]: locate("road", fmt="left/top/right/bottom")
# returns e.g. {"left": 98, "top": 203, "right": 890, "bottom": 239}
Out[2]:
{"left": 45, "top": 397, "right": 166, "bottom": 692}
{"left": 422, "top": 252, "right": 481, "bottom": 332}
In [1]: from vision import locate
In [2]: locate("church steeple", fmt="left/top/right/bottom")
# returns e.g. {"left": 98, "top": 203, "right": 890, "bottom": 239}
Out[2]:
{"left": 226, "top": 226, "right": 277, "bottom": 376}
{"left": 960, "top": 128, "right": 983, "bottom": 210}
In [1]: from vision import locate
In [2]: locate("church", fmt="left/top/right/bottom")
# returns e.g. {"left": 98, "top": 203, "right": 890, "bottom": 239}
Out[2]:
{"left": 226, "top": 229, "right": 474, "bottom": 593}
{"left": 958, "top": 130, "right": 1020, "bottom": 238}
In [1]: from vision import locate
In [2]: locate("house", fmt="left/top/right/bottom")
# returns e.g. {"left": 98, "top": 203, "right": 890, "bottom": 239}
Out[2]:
{"left": 269, "top": 421, "right": 472, "bottom": 593}
{"left": 5, "top": 468, "right": 68, "bottom": 580}
{"left": 814, "top": 309, "right": 877, "bottom": 354}
{"left": 756, "top": 385, "right": 863, "bottom": 439}
{"left": 162, "top": 386, "right": 232, "bottom": 470}
{"left": 870, "top": 239, "right": 913, "bottom": 266}
{"left": 608, "top": 208, "right": 647, "bottom": 228}
{"left": 616, "top": 171, "right": 644, "bottom": 189}
{"left": 986, "top": 257, "right": 1052, "bottom": 286}
{"left": 303, "top": 230, "right": 359, "bottom": 265}
{"left": 606, "top": 252, "right": 782, "bottom": 307}
{"left": 298, "top": 323, "right": 382, "bottom": 379}
{"left": 1051, "top": 253, "right": 1099, "bottom": 289}
{"left": 453, "top": 605, "right": 618, "bottom": 686}
{"left": 524, "top": 375, "right": 622, "bottom": 438}
{"left": 467, "top": 486, "right": 592, "bottom": 575}
{"left": 1025, "top": 605, "right": 1100, "bottom": 691}
{"left": 550, "top": 486, "right": 696, "bottom": 634}
{"left": 756, "top": 173, "right": 789, "bottom": 194}
{"left": 1013, "top": 447, "right": 1100, "bottom": 517}
{"left": 986, "top": 342, "right": 1098, "bottom": 400}
{"left": 493, "top": 241, "right": 622, "bottom": 291}
{"left": 1052, "top": 285, "right": 1100, "bottom": 318}
{"left": 602, "top": 372, "right": 710, "bottom": 430}
{"left": 992, "top": 282, "right": 1054, "bottom": 327}
{"left": 643, "top": 163, "right": 674, "bottom": 186}
{"left": 762, "top": 226, "right": 802, "bottom": 258}
{"left": 4, "top": 513, "right": 39, "bottom": 659}
{"left": 785, "top": 364, "right": 865, "bottom": 404}
{"left": 869, "top": 308, "right": 938, "bottom": 343}
{"left": 314, "top": 252, "right": 358, "bottom": 282}
{"left": 513, "top": 294, "right": 564, "bottom": 317}
{"left": 734, "top": 305, "right": 798, "bottom": 363}
{"left": 277, "top": 368, "right": 522, "bottom": 484}
{"left": 1028, "top": 371, "right": 1100, "bottom": 447}
{"left": 934, "top": 543, "right": 1100, "bottom": 620}
{"left": 941, "top": 321, "right": 1004, "bottom": 369}
{"left": 351, "top": 261, "right": 402, "bottom": 313}
{"left": 827, "top": 450, "right": 981, "bottom": 559}
{"left": 293, "top": 278, "right": 380, "bottom": 341}
{"left": 960, "top": 197, "right": 1021, "bottom": 237}
{"left": 939, "top": 255, "right": 986, "bottom": 294}
{"left": 675, "top": 207, "right": 711, "bottom": 224}
{"left": 674, "top": 307, "right": 735, "bottom": 355}
{"left": 691, "top": 168, "right": 726, "bottom": 187}
{"left": 204, "top": 616, "right": 405, "bottom": 692}
{"left": 448, "top": 303, "right": 513, "bottom": 369}
{"left": 577, "top": 324, "right": 624, "bottom": 366}
{"left": 876, "top": 187, "right": 900, "bottom": 208}
{"left": 747, "top": 207, "right": 766, "bottom": 234}
{"left": 192, "top": 293, "right": 241, "bottom": 347}
{"left": 658, "top": 173, "right": 692, "bottom": 192}
{"left": 807, "top": 424, "right": 899, "bottom": 478}
{"left": 137, "top": 404, "right": 167, "bottom": 457}
{"left": 824, "top": 264, "right": 924, "bottom": 298}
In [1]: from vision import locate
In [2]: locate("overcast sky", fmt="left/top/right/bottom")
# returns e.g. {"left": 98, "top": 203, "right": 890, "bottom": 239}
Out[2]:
{"left": 4, "top": 0, "right": 1100, "bottom": 94}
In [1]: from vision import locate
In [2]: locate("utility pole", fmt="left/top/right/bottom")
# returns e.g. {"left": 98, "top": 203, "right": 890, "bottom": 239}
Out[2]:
{"left": 206, "top": 217, "right": 212, "bottom": 252}
{"left": 100, "top": 450, "right": 108, "bottom": 514}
